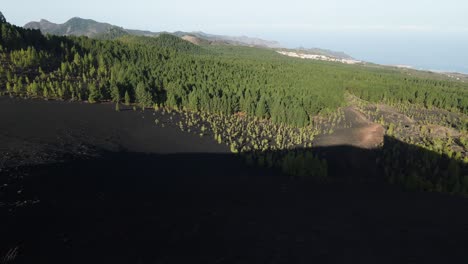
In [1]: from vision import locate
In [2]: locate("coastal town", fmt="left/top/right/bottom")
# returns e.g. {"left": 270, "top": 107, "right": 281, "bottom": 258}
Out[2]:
{"left": 277, "top": 50, "right": 362, "bottom": 64}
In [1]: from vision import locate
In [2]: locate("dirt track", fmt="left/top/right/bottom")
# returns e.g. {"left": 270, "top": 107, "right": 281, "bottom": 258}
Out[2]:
{"left": 314, "top": 107, "right": 384, "bottom": 149}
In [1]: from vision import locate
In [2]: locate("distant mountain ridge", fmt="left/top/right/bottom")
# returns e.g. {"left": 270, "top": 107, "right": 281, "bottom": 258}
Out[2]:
{"left": 24, "top": 16, "right": 354, "bottom": 59}
{"left": 23, "top": 17, "right": 281, "bottom": 48}
{"left": 24, "top": 17, "right": 124, "bottom": 38}
{"left": 176, "top": 31, "right": 282, "bottom": 48}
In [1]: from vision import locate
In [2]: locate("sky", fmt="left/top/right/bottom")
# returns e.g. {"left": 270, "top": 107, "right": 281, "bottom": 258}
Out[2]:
{"left": 2, "top": 0, "right": 468, "bottom": 72}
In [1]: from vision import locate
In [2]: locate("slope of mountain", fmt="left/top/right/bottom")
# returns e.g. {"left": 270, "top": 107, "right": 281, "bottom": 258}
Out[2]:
{"left": 24, "top": 17, "right": 160, "bottom": 38}
{"left": 175, "top": 31, "right": 282, "bottom": 48}
{"left": 118, "top": 33, "right": 203, "bottom": 54}
{"left": 24, "top": 17, "right": 119, "bottom": 37}
{"left": 23, "top": 16, "right": 357, "bottom": 61}
{"left": 181, "top": 35, "right": 212, "bottom": 46}
{"left": 23, "top": 17, "right": 281, "bottom": 48}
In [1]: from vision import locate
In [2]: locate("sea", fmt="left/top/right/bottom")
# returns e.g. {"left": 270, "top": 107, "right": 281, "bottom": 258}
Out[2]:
{"left": 270, "top": 31, "right": 468, "bottom": 74}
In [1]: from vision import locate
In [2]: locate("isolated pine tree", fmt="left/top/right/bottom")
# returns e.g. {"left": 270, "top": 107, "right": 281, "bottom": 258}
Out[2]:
{"left": 88, "top": 84, "right": 100, "bottom": 103}
{"left": 124, "top": 91, "right": 131, "bottom": 105}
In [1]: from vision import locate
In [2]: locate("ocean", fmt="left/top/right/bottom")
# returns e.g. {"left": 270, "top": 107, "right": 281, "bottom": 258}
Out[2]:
{"left": 269, "top": 31, "right": 468, "bottom": 74}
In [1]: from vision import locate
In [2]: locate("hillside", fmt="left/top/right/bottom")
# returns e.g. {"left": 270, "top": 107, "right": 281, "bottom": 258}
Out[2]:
{"left": 174, "top": 31, "right": 282, "bottom": 48}
{"left": 1, "top": 9, "right": 468, "bottom": 263}
{"left": 3, "top": 10, "right": 467, "bottom": 173}
{"left": 118, "top": 33, "right": 203, "bottom": 53}
{"left": 24, "top": 16, "right": 364, "bottom": 58}
{"left": 24, "top": 17, "right": 121, "bottom": 38}
{"left": 24, "top": 17, "right": 281, "bottom": 48}
{"left": 1, "top": 96, "right": 468, "bottom": 264}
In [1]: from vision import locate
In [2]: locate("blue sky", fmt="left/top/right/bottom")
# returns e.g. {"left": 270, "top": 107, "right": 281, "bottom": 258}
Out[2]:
{"left": 2, "top": 0, "right": 468, "bottom": 72}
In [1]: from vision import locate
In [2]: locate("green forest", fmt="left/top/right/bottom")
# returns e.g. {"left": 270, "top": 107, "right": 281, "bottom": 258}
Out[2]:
{"left": 1, "top": 13, "right": 467, "bottom": 128}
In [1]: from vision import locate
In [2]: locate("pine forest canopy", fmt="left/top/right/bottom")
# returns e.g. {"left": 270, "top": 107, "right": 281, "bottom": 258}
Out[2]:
{"left": 0, "top": 13, "right": 467, "bottom": 128}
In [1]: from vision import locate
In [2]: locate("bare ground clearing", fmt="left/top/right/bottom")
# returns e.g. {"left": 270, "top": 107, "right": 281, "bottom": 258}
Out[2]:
{"left": 313, "top": 107, "right": 384, "bottom": 149}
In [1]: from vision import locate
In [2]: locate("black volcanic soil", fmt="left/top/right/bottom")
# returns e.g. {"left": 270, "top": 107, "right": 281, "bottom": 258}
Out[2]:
{"left": 1, "top": 97, "right": 468, "bottom": 264}
{"left": 0, "top": 97, "right": 228, "bottom": 168}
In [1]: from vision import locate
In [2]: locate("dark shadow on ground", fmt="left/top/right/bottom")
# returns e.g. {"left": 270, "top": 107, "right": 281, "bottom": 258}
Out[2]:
{"left": 1, "top": 136, "right": 468, "bottom": 264}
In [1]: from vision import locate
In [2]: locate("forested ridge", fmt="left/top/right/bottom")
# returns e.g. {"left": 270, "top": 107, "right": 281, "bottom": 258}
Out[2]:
{"left": 1, "top": 12, "right": 467, "bottom": 128}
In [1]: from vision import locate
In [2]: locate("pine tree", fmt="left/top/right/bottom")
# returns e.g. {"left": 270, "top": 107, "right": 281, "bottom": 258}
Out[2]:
{"left": 135, "top": 82, "right": 153, "bottom": 109}
{"left": 110, "top": 85, "right": 120, "bottom": 103}
{"left": 255, "top": 96, "right": 268, "bottom": 118}
{"left": 88, "top": 83, "right": 100, "bottom": 103}
{"left": 124, "top": 91, "right": 131, "bottom": 105}
{"left": 0, "top": 11, "right": 6, "bottom": 24}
